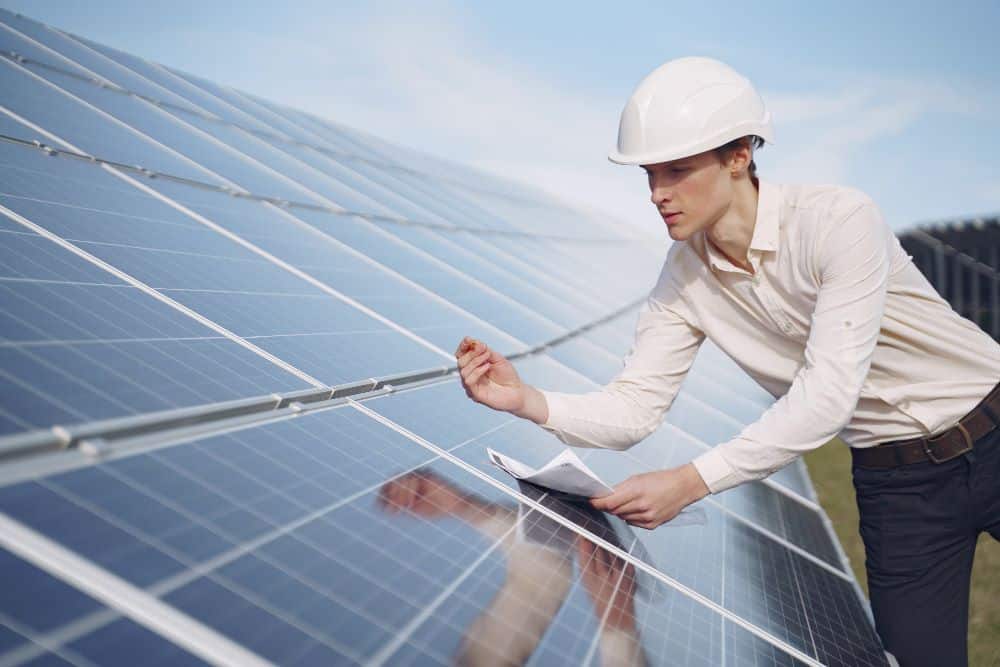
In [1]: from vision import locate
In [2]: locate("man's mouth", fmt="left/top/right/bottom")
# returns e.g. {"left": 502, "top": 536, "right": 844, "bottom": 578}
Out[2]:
{"left": 661, "top": 212, "right": 682, "bottom": 224}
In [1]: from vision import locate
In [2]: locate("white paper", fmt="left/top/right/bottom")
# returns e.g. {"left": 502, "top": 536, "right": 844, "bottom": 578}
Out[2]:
{"left": 487, "top": 447, "right": 708, "bottom": 526}
{"left": 487, "top": 447, "right": 614, "bottom": 498}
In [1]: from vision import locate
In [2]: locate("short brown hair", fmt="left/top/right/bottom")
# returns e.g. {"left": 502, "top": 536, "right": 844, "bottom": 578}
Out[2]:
{"left": 714, "top": 135, "right": 765, "bottom": 182}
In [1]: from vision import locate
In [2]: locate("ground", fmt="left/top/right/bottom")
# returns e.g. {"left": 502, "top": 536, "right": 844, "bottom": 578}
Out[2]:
{"left": 804, "top": 439, "right": 1000, "bottom": 667}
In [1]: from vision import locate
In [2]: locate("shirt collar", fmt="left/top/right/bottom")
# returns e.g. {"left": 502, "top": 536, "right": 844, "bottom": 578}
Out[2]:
{"left": 703, "top": 179, "right": 781, "bottom": 274}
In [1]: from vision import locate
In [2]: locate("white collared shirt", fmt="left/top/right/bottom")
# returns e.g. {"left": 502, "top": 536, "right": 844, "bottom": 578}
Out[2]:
{"left": 539, "top": 179, "right": 1000, "bottom": 494}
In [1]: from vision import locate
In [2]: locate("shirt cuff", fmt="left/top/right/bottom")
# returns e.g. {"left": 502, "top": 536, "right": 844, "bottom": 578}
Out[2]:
{"left": 537, "top": 389, "right": 568, "bottom": 431}
{"left": 691, "top": 447, "right": 743, "bottom": 494}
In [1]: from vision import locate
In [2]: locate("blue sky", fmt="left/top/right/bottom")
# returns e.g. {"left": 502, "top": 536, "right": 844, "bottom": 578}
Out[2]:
{"left": 5, "top": 1, "right": 999, "bottom": 236}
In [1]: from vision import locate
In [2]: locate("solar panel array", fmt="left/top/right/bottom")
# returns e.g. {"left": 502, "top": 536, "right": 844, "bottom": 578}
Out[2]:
{"left": 0, "top": 9, "right": 889, "bottom": 666}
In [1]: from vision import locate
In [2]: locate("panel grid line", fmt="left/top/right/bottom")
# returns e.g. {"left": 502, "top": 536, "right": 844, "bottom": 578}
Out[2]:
{"left": 578, "top": 535, "right": 639, "bottom": 667}
{"left": 0, "top": 513, "right": 275, "bottom": 667}
{"left": 0, "top": 201, "right": 324, "bottom": 387}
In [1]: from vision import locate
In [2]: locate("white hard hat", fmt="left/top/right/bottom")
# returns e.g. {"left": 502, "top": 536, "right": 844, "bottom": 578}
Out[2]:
{"left": 609, "top": 56, "right": 774, "bottom": 166}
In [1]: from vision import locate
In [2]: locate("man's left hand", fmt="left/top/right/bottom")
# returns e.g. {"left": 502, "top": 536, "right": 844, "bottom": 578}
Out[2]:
{"left": 589, "top": 463, "right": 710, "bottom": 530}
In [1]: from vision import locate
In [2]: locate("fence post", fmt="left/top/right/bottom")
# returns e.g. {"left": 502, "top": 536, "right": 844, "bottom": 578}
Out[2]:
{"left": 935, "top": 244, "right": 948, "bottom": 300}
{"left": 952, "top": 250, "right": 963, "bottom": 317}
{"left": 992, "top": 246, "right": 999, "bottom": 339}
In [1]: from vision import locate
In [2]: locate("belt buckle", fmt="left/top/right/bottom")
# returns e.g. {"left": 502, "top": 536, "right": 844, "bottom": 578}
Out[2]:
{"left": 923, "top": 422, "right": 974, "bottom": 463}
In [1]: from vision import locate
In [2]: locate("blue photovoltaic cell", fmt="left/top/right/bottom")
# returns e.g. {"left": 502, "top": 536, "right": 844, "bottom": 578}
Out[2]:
{"left": 720, "top": 478, "right": 843, "bottom": 571}
{"left": 0, "top": 218, "right": 308, "bottom": 436}
{"left": 0, "top": 141, "right": 450, "bottom": 384}
{"left": 544, "top": 333, "right": 630, "bottom": 385}
{"left": 291, "top": 207, "right": 569, "bottom": 345}
{"left": 69, "top": 32, "right": 280, "bottom": 136}
{"left": 0, "top": 59, "right": 221, "bottom": 186}
{"left": 724, "top": 521, "right": 887, "bottom": 665}
{"left": 12, "top": 59, "right": 327, "bottom": 206}
{"left": 0, "top": 10, "right": 210, "bottom": 116}
{"left": 0, "top": 113, "right": 37, "bottom": 141}
{"left": 725, "top": 620, "right": 810, "bottom": 667}
{"left": 578, "top": 306, "right": 642, "bottom": 357}
{"left": 791, "top": 549, "right": 887, "bottom": 667}
{"left": 141, "top": 178, "right": 527, "bottom": 355}
{"left": 0, "top": 406, "right": 433, "bottom": 579}
{"left": 355, "top": 217, "right": 601, "bottom": 328}
{"left": 0, "top": 547, "right": 207, "bottom": 666}
{"left": 487, "top": 234, "right": 655, "bottom": 311}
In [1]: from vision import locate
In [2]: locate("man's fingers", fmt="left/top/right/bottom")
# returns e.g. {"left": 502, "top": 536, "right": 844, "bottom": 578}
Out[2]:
{"left": 466, "top": 361, "right": 492, "bottom": 386}
{"left": 459, "top": 350, "right": 490, "bottom": 380}
{"left": 458, "top": 342, "right": 493, "bottom": 370}
{"left": 456, "top": 345, "right": 481, "bottom": 368}
{"left": 590, "top": 485, "right": 637, "bottom": 513}
{"left": 608, "top": 498, "right": 646, "bottom": 516}
{"left": 589, "top": 493, "right": 616, "bottom": 511}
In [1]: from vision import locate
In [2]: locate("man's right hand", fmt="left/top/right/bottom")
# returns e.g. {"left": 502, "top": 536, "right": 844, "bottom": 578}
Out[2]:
{"left": 455, "top": 336, "right": 526, "bottom": 413}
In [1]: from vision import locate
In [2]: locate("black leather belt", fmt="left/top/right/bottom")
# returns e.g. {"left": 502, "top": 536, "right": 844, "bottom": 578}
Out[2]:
{"left": 851, "top": 380, "right": 1000, "bottom": 469}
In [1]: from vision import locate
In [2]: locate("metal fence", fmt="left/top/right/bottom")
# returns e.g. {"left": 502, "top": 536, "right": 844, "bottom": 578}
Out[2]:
{"left": 898, "top": 216, "right": 1000, "bottom": 340}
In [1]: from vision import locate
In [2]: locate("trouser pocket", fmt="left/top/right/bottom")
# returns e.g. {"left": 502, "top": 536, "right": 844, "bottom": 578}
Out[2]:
{"left": 854, "top": 458, "right": 970, "bottom": 576}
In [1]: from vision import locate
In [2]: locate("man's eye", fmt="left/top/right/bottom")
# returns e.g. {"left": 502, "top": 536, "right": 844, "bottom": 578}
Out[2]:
{"left": 671, "top": 167, "right": 688, "bottom": 173}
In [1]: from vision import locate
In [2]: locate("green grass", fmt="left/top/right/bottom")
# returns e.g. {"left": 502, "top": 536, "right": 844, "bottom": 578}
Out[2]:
{"left": 804, "top": 439, "right": 1000, "bottom": 666}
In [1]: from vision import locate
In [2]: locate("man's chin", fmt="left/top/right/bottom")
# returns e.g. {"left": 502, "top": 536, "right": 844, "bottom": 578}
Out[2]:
{"left": 667, "top": 226, "right": 689, "bottom": 241}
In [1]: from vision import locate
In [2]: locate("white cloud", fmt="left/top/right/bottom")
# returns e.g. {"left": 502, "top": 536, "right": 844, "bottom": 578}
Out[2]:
{"left": 167, "top": 8, "right": 995, "bottom": 238}
{"left": 200, "top": 8, "right": 663, "bottom": 237}
{"left": 762, "top": 77, "right": 988, "bottom": 189}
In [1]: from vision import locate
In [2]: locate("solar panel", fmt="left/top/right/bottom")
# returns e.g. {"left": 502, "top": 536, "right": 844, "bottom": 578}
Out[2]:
{"left": 0, "top": 8, "right": 888, "bottom": 666}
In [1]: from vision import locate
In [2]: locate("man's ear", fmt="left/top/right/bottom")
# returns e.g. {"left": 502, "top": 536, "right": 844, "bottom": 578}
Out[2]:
{"left": 729, "top": 140, "right": 752, "bottom": 175}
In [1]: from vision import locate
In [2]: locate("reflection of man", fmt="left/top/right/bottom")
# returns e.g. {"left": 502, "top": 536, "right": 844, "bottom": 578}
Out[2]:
{"left": 455, "top": 57, "right": 1000, "bottom": 667}
{"left": 378, "top": 471, "right": 647, "bottom": 666}
{"left": 575, "top": 538, "right": 644, "bottom": 665}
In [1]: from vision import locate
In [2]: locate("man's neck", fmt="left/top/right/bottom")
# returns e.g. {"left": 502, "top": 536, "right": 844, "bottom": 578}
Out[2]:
{"left": 705, "top": 177, "right": 760, "bottom": 273}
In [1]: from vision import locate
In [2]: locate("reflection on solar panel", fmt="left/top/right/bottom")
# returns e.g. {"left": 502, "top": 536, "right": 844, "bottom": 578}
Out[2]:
{"left": 0, "top": 8, "right": 888, "bottom": 666}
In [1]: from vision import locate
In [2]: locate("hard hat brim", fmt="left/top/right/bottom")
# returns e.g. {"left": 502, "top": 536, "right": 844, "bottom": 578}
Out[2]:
{"left": 608, "top": 120, "right": 774, "bottom": 166}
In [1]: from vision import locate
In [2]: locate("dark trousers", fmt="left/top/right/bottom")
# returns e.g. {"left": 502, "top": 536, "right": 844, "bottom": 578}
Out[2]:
{"left": 852, "top": 425, "right": 1000, "bottom": 667}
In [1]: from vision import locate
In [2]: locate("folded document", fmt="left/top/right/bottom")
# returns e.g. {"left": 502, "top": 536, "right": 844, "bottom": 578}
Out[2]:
{"left": 487, "top": 447, "right": 707, "bottom": 526}
{"left": 487, "top": 447, "right": 613, "bottom": 499}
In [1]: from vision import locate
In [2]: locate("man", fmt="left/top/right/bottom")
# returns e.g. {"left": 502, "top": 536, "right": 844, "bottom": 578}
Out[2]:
{"left": 454, "top": 56, "right": 1000, "bottom": 666}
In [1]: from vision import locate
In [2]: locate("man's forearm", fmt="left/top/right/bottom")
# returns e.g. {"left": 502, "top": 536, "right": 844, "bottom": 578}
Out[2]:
{"left": 510, "top": 384, "right": 549, "bottom": 425}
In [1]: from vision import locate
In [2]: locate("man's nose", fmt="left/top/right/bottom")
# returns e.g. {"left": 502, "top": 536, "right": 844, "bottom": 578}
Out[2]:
{"left": 649, "top": 180, "right": 672, "bottom": 207}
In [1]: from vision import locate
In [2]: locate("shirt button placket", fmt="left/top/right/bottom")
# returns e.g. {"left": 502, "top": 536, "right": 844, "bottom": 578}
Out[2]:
{"left": 755, "top": 270, "right": 794, "bottom": 334}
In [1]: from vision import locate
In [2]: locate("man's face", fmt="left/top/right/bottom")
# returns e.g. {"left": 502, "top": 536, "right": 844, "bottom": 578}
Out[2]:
{"left": 642, "top": 148, "right": 735, "bottom": 242}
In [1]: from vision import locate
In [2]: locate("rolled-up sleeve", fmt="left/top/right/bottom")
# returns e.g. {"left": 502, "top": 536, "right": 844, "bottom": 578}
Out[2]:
{"left": 539, "top": 261, "right": 705, "bottom": 451}
{"left": 692, "top": 201, "right": 892, "bottom": 493}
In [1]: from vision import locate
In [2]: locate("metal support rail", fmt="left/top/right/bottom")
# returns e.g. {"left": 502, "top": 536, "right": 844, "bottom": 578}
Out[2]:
{"left": 0, "top": 51, "right": 544, "bottom": 211}
{"left": 0, "top": 298, "right": 644, "bottom": 464}
{"left": 0, "top": 132, "right": 642, "bottom": 244}
{"left": 0, "top": 47, "right": 564, "bottom": 214}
